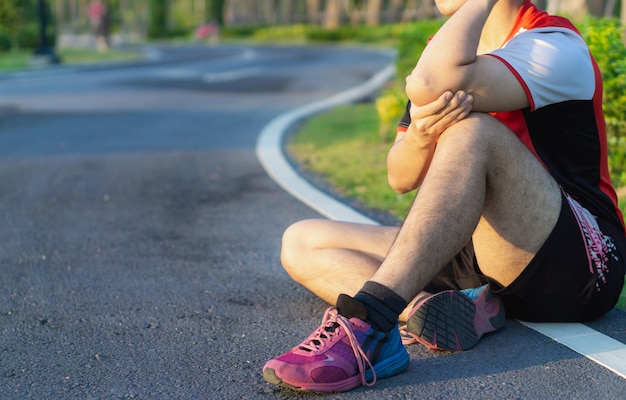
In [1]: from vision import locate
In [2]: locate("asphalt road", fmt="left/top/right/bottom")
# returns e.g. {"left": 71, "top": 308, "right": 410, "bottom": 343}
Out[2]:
{"left": 0, "top": 44, "right": 625, "bottom": 399}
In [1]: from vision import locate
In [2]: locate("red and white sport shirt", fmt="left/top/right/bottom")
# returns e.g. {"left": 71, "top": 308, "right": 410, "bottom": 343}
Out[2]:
{"left": 399, "top": 0, "right": 625, "bottom": 233}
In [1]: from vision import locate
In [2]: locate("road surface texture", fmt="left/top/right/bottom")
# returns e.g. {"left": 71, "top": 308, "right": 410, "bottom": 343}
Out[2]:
{"left": 0, "top": 44, "right": 625, "bottom": 399}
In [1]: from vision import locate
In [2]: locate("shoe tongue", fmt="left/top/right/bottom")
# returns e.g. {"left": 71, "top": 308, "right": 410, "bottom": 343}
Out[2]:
{"left": 300, "top": 322, "right": 340, "bottom": 351}
{"left": 336, "top": 294, "right": 368, "bottom": 320}
{"left": 324, "top": 322, "right": 339, "bottom": 333}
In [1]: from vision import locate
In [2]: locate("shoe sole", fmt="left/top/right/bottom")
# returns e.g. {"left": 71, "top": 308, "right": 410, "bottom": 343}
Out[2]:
{"left": 406, "top": 290, "right": 504, "bottom": 351}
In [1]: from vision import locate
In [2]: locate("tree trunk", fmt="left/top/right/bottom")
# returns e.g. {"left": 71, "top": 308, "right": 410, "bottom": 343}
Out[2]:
{"left": 402, "top": 0, "right": 419, "bottom": 21}
{"left": 388, "top": 0, "right": 405, "bottom": 22}
{"left": 258, "top": 0, "right": 276, "bottom": 24}
{"left": 546, "top": 0, "right": 603, "bottom": 19}
{"left": 604, "top": 0, "right": 617, "bottom": 17}
{"left": 206, "top": 0, "right": 225, "bottom": 25}
{"left": 324, "top": 0, "right": 341, "bottom": 29}
{"left": 366, "top": 0, "right": 382, "bottom": 26}
{"left": 279, "top": 0, "right": 293, "bottom": 24}
{"left": 307, "top": 0, "right": 320, "bottom": 24}
{"left": 348, "top": 1, "right": 363, "bottom": 25}
{"left": 402, "top": 0, "right": 437, "bottom": 21}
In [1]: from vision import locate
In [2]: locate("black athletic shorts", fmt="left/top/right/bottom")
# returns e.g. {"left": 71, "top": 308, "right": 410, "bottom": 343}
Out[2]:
{"left": 424, "top": 191, "right": 626, "bottom": 322}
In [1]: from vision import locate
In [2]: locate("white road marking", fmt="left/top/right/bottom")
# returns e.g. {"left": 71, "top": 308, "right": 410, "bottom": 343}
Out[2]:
{"left": 520, "top": 321, "right": 626, "bottom": 379}
{"left": 255, "top": 61, "right": 626, "bottom": 380}
{"left": 203, "top": 67, "right": 264, "bottom": 83}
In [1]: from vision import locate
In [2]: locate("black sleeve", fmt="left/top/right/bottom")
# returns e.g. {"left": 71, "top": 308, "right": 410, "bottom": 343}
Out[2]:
{"left": 398, "top": 100, "right": 411, "bottom": 130}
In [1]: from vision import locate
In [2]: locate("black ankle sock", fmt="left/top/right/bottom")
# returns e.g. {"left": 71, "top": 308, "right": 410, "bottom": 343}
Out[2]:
{"left": 338, "top": 281, "right": 407, "bottom": 332}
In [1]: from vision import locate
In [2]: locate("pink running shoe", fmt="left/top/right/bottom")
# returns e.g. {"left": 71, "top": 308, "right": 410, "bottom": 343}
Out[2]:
{"left": 262, "top": 306, "right": 409, "bottom": 392}
{"left": 404, "top": 285, "right": 505, "bottom": 351}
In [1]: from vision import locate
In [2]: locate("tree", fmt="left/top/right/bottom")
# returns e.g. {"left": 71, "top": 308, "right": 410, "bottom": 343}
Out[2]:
{"left": 365, "top": 0, "right": 383, "bottom": 26}
{"left": 0, "top": 1, "right": 24, "bottom": 28}
{"left": 324, "top": 0, "right": 341, "bottom": 29}
{"left": 546, "top": 0, "right": 604, "bottom": 18}
{"left": 278, "top": 0, "right": 292, "bottom": 24}
{"left": 387, "top": 0, "right": 405, "bottom": 22}
{"left": 307, "top": 0, "right": 321, "bottom": 24}
{"left": 603, "top": 0, "right": 626, "bottom": 22}
{"left": 148, "top": 0, "right": 168, "bottom": 38}
{"left": 0, "top": 1, "right": 24, "bottom": 51}
{"left": 205, "top": 0, "right": 224, "bottom": 25}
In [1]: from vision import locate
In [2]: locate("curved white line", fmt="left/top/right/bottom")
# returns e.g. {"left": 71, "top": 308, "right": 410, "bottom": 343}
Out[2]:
{"left": 203, "top": 67, "right": 264, "bottom": 83}
{"left": 256, "top": 63, "right": 394, "bottom": 224}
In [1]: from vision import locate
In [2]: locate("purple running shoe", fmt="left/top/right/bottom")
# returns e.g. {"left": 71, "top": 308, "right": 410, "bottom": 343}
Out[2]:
{"left": 404, "top": 284, "right": 505, "bottom": 351}
{"left": 263, "top": 306, "right": 409, "bottom": 392}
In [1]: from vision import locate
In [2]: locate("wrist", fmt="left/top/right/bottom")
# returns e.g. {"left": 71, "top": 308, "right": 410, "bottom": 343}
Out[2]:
{"left": 406, "top": 123, "right": 437, "bottom": 150}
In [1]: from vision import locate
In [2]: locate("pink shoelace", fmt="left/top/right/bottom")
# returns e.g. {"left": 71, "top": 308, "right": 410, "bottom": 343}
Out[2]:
{"left": 298, "top": 307, "right": 377, "bottom": 387}
{"left": 398, "top": 324, "right": 419, "bottom": 345}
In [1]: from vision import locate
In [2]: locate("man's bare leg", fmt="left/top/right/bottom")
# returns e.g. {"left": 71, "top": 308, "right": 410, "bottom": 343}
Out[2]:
{"left": 370, "top": 112, "right": 562, "bottom": 301}
{"left": 281, "top": 219, "right": 396, "bottom": 300}
{"left": 281, "top": 219, "right": 430, "bottom": 321}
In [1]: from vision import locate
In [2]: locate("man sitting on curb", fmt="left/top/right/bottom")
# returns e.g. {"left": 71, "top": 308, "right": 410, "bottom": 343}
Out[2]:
{"left": 263, "top": 0, "right": 626, "bottom": 392}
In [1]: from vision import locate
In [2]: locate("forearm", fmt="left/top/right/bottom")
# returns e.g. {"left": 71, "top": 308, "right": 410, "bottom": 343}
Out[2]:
{"left": 406, "top": 0, "right": 496, "bottom": 105}
{"left": 386, "top": 124, "right": 437, "bottom": 193}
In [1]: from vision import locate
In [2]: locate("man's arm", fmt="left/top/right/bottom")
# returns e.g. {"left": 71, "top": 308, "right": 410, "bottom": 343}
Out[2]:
{"left": 387, "top": 91, "right": 473, "bottom": 193}
{"left": 405, "top": 0, "right": 529, "bottom": 112}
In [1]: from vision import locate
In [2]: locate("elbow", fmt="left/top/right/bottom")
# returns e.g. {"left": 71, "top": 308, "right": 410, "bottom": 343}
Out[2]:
{"left": 405, "top": 71, "right": 440, "bottom": 106}
{"left": 387, "top": 174, "right": 418, "bottom": 195}
{"left": 405, "top": 66, "right": 471, "bottom": 106}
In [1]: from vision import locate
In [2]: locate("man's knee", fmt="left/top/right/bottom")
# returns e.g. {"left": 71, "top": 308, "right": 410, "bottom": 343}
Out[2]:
{"left": 280, "top": 219, "right": 317, "bottom": 282}
{"left": 438, "top": 112, "right": 510, "bottom": 150}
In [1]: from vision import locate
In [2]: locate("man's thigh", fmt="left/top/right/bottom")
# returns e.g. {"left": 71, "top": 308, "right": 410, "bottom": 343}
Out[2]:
{"left": 440, "top": 113, "right": 563, "bottom": 287}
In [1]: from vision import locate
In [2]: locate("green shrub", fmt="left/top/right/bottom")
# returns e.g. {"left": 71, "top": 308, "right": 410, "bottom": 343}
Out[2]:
{"left": 394, "top": 19, "right": 444, "bottom": 84}
{"left": 376, "top": 19, "right": 444, "bottom": 143}
{"left": 376, "top": 90, "right": 406, "bottom": 142}
{"left": 254, "top": 24, "right": 308, "bottom": 42}
{"left": 577, "top": 17, "right": 626, "bottom": 189}
{"left": 577, "top": 17, "right": 626, "bottom": 138}
{"left": 15, "top": 23, "right": 40, "bottom": 49}
{"left": 220, "top": 25, "right": 258, "bottom": 39}
{"left": 307, "top": 26, "right": 359, "bottom": 42}
{"left": 148, "top": 0, "right": 168, "bottom": 39}
{"left": 0, "top": 27, "right": 11, "bottom": 52}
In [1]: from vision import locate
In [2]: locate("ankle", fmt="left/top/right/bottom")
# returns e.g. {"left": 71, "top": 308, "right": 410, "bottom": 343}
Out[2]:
{"left": 342, "top": 281, "right": 407, "bottom": 331}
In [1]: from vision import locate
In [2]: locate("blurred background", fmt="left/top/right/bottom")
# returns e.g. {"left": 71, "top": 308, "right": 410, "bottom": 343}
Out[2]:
{"left": 1, "top": 0, "right": 625, "bottom": 213}
{"left": 1, "top": 1, "right": 625, "bottom": 57}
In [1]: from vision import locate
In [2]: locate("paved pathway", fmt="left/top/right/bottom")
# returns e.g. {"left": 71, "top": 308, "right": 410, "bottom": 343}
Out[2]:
{"left": 0, "top": 44, "right": 624, "bottom": 399}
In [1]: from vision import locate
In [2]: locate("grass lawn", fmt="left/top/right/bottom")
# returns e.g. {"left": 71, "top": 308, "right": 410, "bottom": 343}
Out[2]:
{"left": 287, "top": 102, "right": 626, "bottom": 310}
{"left": 0, "top": 48, "right": 142, "bottom": 72}
{"left": 287, "top": 103, "right": 417, "bottom": 220}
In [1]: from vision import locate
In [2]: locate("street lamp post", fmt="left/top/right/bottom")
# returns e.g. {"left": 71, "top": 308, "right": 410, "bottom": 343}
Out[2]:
{"left": 34, "top": 0, "right": 61, "bottom": 64}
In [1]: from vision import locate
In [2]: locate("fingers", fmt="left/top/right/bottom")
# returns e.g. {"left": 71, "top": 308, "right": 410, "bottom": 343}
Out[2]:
{"left": 447, "top": 91, "right": 473, "bottom": 120}
{"left": 408, "top": 90, "right": 473, "bottom": 138}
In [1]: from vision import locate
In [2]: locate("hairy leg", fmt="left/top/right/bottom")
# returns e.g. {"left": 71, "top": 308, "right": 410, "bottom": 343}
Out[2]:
{"left": 371, "top": 113, "right": 561, "bottom": 300}
{"left": 281, "top": 219, "right": 427, "bottom": 321}
{"left": 281, "top": 219, "right": 398, "bottom": 303}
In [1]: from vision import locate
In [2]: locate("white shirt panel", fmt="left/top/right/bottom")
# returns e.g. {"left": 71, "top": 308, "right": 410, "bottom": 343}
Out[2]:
{"left": 490, "top": 28, "right": 595, "bottom": 110}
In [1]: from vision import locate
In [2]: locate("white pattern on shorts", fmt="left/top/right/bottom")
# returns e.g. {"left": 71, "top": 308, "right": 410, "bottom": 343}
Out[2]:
{"left": 564, "top": 193, "right": 619, "bottom": 292}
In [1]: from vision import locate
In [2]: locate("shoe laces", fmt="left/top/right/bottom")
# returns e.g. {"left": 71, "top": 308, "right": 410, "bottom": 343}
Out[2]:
{"left": 398, "top": 324, "right": 418, "bottom": 345}
{"left": 298, "top": 307, "right": 376, "bottom": 387}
